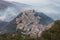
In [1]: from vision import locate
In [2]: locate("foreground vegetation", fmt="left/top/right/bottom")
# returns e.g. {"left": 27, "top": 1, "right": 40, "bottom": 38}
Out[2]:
{"left": 0, "top": 20, "right": 60, "bottom": 40}
{"left": 40, "top": 20, "right": 60, "bottom": 40}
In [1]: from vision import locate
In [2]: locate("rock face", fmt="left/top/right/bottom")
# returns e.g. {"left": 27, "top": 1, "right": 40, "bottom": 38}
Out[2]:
{"left": 16, "top": 10, "right": 54, "bottom": 37}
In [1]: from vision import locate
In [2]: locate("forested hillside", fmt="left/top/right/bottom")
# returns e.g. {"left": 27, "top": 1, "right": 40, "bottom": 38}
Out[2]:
{"left": 40, "top": 20, "right": 60, "bottom": 40}
{"left": 0, "top": 20, "right": 60, "bottom": 40}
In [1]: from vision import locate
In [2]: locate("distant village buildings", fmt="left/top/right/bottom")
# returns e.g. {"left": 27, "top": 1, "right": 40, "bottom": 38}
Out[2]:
{"left": 16, "top": 10, "right": 53, "bottom": 37}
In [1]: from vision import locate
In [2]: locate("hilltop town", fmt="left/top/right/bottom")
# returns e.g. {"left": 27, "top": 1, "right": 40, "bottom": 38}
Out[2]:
{"left": 16, "top": 10, "right": 53, "bottom": 37}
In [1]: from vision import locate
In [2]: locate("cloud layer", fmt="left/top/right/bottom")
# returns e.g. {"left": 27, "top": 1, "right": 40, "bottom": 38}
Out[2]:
{"left": 1, "top": 0, "right": 60, "bottom": 20}
{"left": 4, "top": 0, "right": 60, "bottom": 14}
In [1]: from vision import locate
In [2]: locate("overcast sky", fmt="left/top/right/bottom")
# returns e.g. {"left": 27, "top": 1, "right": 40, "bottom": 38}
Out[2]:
{"left": 4, "top": 0, "right": 60, "bottom": 14}
{"left": 0, "top": 0, "right": 59, "bottom": 20}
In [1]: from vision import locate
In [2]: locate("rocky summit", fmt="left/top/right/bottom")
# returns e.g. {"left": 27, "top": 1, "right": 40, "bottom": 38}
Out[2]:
{"left": 16, "top": 10, "right": 54, "bottom": 37}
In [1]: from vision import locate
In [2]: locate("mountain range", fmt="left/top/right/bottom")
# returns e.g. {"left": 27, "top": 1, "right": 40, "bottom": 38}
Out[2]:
{"left": 0, "top": 0, "right": 54, "bottom": 35}
{"left": 0, "top": 0, "right": 31, "bottom": 34}
{"left": 0, "top": 0, "right": 31, "bottom": 22}
{"left": 0, "top": 10, "right": 54, "bottom": 35}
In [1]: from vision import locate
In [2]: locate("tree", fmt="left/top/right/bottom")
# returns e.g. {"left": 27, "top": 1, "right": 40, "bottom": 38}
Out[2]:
{"left": 40, "top": 20, "right": 60, "bottom": 40}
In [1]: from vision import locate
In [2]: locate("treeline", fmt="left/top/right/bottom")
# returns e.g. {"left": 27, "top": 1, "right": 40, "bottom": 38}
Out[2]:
{"left": 40, "top": 20, "right": 60, "bottom": 40}
{"left": 0, "top": 20, "right": 60, "bottom": 40}
{"left": 0, "top": 31, "right": 36, "bottom": 40}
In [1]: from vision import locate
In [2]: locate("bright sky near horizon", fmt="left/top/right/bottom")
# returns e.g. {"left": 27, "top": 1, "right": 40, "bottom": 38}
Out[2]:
{"left": 5, "top": 0, "right": 49, "bottom": 4}
{"left": 4, "top": 0, "right": 60, "bottom": 14}
{"left": 0, "top": 0, "right": 60, "bottom": 21}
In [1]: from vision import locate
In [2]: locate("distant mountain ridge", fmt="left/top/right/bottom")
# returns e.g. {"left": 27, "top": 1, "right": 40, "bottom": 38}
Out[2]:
{"left": 0, "top": 0, "right": 15, "bottom": 10}
{"left": 0, "top": 0, "right": 54, "bottom": 37}
{"left": 0, "top": 0, "right": 31, "bottom": 34}
{"left": 34, "top": 12, "right": 54, "bottom": 25}
{"left": 0, "top": 21, "right": 8, "bottom": 34}
{"left": 3, "top": 10, "right": 54, "bottom": 37}
{"left": 0, "top": 0, "right": 31, "bottom": 22}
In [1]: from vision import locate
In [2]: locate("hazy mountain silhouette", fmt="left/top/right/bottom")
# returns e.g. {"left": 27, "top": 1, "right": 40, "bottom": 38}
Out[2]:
{"left": 0, "top": 0, "right": 54, "bottom": 34}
